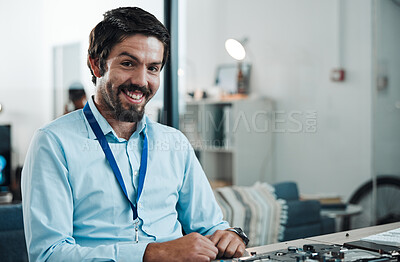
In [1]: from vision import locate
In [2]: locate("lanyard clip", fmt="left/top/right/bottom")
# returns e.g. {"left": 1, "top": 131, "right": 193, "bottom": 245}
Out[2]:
{"left": 134, "top": 219, "right": 139, "bottom": 243}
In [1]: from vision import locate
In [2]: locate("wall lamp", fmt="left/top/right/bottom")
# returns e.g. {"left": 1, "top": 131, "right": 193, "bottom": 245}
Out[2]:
{"left": 224, "top": 38, "right": 249, "bottom": 94}
{"left": 225, "top": 38, "right": 248, "bottom": 61}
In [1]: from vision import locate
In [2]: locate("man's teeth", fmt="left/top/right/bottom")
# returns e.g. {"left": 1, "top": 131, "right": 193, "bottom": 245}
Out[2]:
{"left": 126, "top": 91, "right": 143, "bottom": 100}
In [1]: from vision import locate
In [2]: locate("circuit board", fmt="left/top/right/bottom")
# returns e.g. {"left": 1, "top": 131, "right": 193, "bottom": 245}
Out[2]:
{"left": 217, "top": 243, "right": 400, "bottom": 262}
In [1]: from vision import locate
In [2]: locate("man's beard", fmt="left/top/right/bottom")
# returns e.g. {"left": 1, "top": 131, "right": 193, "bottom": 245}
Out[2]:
{"left": 115, "top": 101, "right": 144, "bottom": 123}
{"left": 102, "top": 82, "right": 151, "bottom": 123}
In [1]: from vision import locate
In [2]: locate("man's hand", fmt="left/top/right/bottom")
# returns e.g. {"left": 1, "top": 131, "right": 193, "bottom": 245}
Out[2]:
{"left": 143, "top": 232, "right": 218, "bottom": 262}
{"left": 207, "top": 230, "right": 246, "bottom": 258}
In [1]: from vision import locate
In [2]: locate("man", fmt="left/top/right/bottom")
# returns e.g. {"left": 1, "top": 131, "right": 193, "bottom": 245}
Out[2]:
{"left": 22, "top": 7, "right": 247, "bottom": 261}
{"left": 64, "top": 82, "right": 87, "bottom": 114}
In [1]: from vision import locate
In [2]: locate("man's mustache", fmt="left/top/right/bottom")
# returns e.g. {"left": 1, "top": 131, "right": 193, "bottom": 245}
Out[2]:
{"left": 118, "top": 84, "right": 151, "bottom": 96}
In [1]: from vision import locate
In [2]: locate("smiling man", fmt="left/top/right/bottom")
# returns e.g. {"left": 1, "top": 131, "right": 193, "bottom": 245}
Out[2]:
{"left": 22, "top": 7, "right": 247, "bottom": 262}
{"left": 89, "top": 34, "right": 163, "bottom": 139}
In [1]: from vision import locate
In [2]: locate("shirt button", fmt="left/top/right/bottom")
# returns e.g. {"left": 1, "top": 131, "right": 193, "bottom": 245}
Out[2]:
{"left": 134, "top": 170, "right": 138, "bottom": 176}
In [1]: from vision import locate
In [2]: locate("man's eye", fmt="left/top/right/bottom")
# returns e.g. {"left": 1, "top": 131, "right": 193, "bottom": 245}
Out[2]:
{"left": 121, "top": 61, "right": 133, "bottom": 67}
{"left": 148, "top": 66, "right": 159, "bottom": 72}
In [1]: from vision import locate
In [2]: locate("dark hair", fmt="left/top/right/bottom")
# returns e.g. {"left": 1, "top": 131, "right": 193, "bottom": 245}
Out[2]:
{"left": 87, "top": 7, "right": 170, "bottom": 85}
{"left": 68, "top": 82, "right": 86, "bottom": 102}
{"left": 69, "top": 89, "right": 86, "bottom": 103}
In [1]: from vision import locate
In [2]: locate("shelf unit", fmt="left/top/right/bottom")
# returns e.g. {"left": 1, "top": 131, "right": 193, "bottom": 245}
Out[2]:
{"left": 181, "top": 97, "right": 273, "bottom": 187}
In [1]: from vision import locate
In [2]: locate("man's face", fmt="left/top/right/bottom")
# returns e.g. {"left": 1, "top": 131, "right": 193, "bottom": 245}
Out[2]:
{"left": 94, "top": 34, "right": 164, "bottom": 122}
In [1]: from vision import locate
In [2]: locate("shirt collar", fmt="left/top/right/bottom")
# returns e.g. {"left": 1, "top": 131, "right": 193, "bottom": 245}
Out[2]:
{"left": 136, "top": 114, "right": 148, "bottom": 136}
{"left": 85, "top": 96, "right": 148, "bottom": 140}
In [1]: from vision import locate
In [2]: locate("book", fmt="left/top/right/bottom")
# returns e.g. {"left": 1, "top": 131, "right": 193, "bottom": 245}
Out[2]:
{"left": 361, "top": 228, "right": 400, "bottom": 247}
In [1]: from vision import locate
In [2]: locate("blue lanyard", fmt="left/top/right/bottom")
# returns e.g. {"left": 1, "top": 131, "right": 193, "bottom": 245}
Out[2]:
{"left": 83, "top": 102, "right": 148, "bottom": 221}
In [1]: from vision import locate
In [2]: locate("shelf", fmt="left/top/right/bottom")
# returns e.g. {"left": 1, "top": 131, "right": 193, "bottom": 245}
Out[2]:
{"left": 181, "top": 97, "right": 273, "bottom": 186}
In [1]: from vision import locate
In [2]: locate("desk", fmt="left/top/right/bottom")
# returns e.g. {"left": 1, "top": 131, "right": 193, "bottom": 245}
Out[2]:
{"left": 306, "top": 221, "right": 400, "bottom": 245}
{"left": 230, "top": 222, "right": 400, "bottom": 261}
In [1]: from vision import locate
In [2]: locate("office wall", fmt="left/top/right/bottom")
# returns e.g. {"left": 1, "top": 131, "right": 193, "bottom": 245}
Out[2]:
{"left": 183, "top": 0, "right": 376, "bottom": 200}
{"left": 0, "top": 0, "right": 163, "bottom": 169}
{"left": 0, "top": 0, "right": 49, "bottom": 168}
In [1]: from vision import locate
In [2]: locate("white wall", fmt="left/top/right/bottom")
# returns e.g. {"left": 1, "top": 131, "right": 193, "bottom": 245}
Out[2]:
{"left": 183, "top": 0, "right": 377, "bottom": 200}
{"left": 0, "top": 0, "right": 49, "bottom": 168}
{"left": 0, "top": 0, "right": 163, "bottom": 169}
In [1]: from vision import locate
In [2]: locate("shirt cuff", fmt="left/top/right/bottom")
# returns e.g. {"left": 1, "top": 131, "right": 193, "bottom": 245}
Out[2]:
{"left": 117, "top": 242, "right": 149, "bottom": 262}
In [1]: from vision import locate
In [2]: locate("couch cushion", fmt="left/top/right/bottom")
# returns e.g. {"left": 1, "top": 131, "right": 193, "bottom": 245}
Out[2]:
{"left": 0, "top": 203, "right": 28, "bottom": 262}
{"left": 0, "top": 203, "right": 24, "bottom": 231}
{"left": 273, "top": 181, "right": 299, "bottom": 201}
{"left": 281, "top": 199, "right": 321, "bottom": 227}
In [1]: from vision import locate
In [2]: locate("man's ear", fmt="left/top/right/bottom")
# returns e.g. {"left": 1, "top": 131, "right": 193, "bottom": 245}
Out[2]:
{"left": 88, "top": 57, "right": 102, "bottom": 78}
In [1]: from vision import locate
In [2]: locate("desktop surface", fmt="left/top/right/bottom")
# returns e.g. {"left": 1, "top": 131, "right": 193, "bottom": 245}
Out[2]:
{"left": 214, "top": 222, "right": 400, "bottom": 261}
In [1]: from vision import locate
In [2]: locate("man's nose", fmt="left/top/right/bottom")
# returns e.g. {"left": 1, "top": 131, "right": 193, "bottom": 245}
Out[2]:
{"left": 130, "top": 66, "right": 147, "bottom": 87}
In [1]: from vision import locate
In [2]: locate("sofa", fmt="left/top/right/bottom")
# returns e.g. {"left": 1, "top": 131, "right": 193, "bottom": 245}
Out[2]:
{"left": 274, "top": 181, "right": 335, "bottom": 241}
{"left": 0, "top": 202, "right": 28, "bottom": 262}
{"left": 213, "top": 181, "right": 336, "bottom": 246}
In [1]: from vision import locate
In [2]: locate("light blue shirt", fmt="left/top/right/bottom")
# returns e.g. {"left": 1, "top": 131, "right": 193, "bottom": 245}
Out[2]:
{"left": 22, "top": 97, "right": 229, "bottom": 262}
